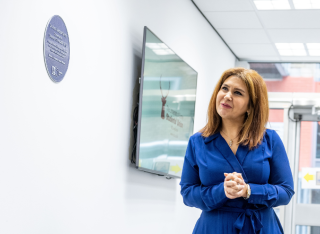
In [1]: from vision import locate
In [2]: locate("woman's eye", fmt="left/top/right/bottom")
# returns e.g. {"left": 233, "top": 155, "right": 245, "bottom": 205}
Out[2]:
{"left": 235, "top": 91, "right": 242, "bottom": 95}
{"left": 222, "top": 87, "right": 228, "bottom": 91}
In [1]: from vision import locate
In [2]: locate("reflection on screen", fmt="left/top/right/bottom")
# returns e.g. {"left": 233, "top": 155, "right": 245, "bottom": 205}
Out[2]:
{"left": 138, "top": 28, "right": 197, "bottom": 178}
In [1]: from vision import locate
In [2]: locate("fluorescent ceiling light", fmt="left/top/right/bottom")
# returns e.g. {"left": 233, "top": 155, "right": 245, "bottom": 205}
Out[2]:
{"left": 307, "top": 43, "right": 320, "bottom": 49}
{"left": 272, "top": 1, "right": 291, "bottom": 9}
{"left": 275, "top": 43, "right": 306, "bottom": 56}
{"left": 254, "top": 1, "right": 273, "bottom": 9}
{"left": 278, "top": 50, "right": 293, "bottom": 56}
{"left": 313, "top": 1, "right": 320, "bottom": 8}
{"left": 306, "top": 43, "right": 320, "bottom": 56}
{"left": 309, "top": 50, "right": 320, "bottom": 56}
{"left": 293, "top": 50, "right": 307, "bottom": 56}
{"left": 254, "top": 0, "right": 291, "bottom": 10}
{"left": 289, "top": 43, "right": 305, "bottom": 50}
{"left": 293, "top": 0, "right": 320, "bottom": 9}
{"left": 294, "top": 1, "right": 312, "bottom": 9}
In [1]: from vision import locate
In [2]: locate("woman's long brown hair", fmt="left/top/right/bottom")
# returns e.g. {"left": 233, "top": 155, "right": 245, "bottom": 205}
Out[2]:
{"left": 200, "top": 67, "right": 269, "bottom": 150}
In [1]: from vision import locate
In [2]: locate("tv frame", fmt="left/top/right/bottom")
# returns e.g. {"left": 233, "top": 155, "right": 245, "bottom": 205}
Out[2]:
{"left": 135, "top": 26, "right": 198, "bottom": 178}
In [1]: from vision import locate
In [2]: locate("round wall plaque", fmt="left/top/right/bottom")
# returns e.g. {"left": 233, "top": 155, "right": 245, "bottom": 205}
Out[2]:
{"left": 43, "top": 15, "right": 70, "bottom": 83}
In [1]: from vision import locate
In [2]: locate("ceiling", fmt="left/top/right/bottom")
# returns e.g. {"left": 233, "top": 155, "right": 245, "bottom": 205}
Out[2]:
{"left": 193, "top": 0, "right": 320, "bottom": 62}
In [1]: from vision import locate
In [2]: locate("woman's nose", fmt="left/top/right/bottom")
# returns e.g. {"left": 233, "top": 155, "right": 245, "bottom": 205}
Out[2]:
{"left": 224, "top": 93, "right": 232, "bottom": 100}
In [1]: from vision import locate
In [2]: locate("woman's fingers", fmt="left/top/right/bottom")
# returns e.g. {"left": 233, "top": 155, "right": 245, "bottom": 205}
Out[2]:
{"left": 224, "top": 180, "right": 245, "bottom": 190}
{"left": 224, "top": 174, "right": 245, "bottom": 185}
{"left": 235, "top": 177, "right": 245, "bottom": 185}
{"left": 225, "top": 181, "right": 245, "bottom": 190}
{"left": 225, "top": 172, "right": 243, "bottom": 179}
{"left": 225, "top": 192, "right": 238, "bottom": 199}
{"left": 224, "top": 173, "right": 236, "bottom": 181}
{"left": 232, "top": 172, "right": 244, "bottom": 180}
{"left": 225, "top": 180, "right": 238, "bottom": 187}
{"left": 224, "top": 186, "right": 244, "bottom": 197}
{"left": 224, "top": 185, "right": 238, "bottom": 199}
{"left": 236, "top": 173, "right": 244, "bottom": 180}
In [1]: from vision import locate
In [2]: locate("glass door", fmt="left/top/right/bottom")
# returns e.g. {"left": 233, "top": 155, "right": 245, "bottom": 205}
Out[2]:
{"left": 289, "top": 94, "right": 320, "bottom": 234}
{"left": 269, "top": 92, "right": 320, "bottom": 234}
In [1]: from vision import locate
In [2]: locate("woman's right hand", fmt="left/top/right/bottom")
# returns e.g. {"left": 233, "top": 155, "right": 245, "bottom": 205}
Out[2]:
{"left": 224, "top": 172, "right": 247, "bottom": 199}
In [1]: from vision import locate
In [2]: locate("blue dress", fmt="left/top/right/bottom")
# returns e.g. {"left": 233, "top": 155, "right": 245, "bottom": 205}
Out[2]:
{"left": 180, "top": 129, "right": 294, "bottom": 234}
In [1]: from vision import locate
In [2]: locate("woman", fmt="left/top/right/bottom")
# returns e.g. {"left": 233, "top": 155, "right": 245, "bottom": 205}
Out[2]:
{"left": 180, "top": 67, "right": 294, "bottom": 234}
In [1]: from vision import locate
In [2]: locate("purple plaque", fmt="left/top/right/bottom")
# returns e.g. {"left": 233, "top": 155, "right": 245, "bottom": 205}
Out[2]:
{"left": 43, "top": 15, "right": 70, "bottom": 83}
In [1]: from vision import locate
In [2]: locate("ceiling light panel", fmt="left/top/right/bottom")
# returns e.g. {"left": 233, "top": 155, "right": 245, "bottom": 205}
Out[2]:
{"left": 289, "top": 43, "right": 305, "bottom": 50}
{"left": 293, "top": 0, "right": 320, "bottom": 9}
{"left": 307, "top": 43, "right": 320, "bottom": 49}
{"left": 278, "top": 50, "right": 293, "bottom": 56}
{"left": 293, "top": 50, "right": 307, "bottom": 56}
{"left": 306, "top": 43, "right": 320, "bottom": 56}
{"left": 309, "top": 50, "right": 320, "bottom": 56}
{"left": 254, "top": 0, "right": 291, "bottom": 10}
{"left": 275, "top": 43, "right": 307, "bottom": 56}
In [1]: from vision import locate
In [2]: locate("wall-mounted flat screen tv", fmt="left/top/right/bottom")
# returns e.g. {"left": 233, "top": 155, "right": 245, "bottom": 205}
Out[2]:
{"left": 136, "top": 27, "right": 198, "bottom": 179}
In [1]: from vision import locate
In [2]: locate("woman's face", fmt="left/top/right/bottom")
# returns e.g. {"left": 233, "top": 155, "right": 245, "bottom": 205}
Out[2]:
{"left": 216, "top": 75, "right": 250, "bottom": 122}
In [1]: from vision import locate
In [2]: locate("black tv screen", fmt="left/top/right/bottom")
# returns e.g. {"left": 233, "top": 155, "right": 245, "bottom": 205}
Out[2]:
{"left": 136, "top": 27, "right": 198, "bottom": 178}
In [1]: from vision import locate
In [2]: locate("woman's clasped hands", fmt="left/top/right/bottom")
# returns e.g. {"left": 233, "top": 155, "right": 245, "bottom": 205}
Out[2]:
{"left": 223, "top": 172, "right": 248, "bottom": 199}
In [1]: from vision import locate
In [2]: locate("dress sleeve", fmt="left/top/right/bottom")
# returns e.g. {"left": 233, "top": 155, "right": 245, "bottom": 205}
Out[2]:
{"left": 179, "top": 136, "right": 228, "bottom": 211}
{"left": 247, "top": 130, "right": 295, "bottom": 207}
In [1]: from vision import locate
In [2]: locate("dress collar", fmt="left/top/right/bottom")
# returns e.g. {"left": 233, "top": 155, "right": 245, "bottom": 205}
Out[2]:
{"left": 203, "top": 132, "right": 220, "bottom": 144}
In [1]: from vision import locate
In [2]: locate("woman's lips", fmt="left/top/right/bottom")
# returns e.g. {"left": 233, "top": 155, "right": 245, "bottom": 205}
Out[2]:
{"left": 221, "top": 103, "right": 231, "bottom": 108}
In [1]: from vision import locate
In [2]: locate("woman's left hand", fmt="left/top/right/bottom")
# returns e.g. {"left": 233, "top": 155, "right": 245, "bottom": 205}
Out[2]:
{"left": 224, "top": 172, "right": 247, "bottom": 199}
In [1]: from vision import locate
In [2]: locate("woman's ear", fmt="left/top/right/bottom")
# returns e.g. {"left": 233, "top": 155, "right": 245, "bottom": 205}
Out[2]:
{"left": 247, "top": 104, "right": 251, "bottom": 116}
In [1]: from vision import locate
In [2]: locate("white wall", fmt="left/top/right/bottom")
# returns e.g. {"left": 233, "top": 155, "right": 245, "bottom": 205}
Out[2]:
{"left": 0, "top": 0, "right": 235, "bottom": 233}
